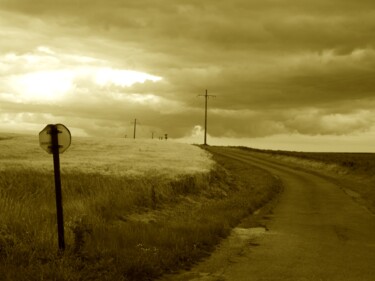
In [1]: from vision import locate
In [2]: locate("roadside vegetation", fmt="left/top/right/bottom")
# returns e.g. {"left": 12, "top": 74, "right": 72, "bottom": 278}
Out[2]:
{"left": 0, "top": 135, "right": 281, "bottom": 281}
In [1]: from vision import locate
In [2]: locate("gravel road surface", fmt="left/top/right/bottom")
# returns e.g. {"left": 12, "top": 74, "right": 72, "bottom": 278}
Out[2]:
{"left": 160, "top": 147, "right": 375, "bottom": 281}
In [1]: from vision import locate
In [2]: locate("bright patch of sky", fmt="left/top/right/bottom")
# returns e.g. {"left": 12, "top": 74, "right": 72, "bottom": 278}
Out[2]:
{"left": 0, "top": 47, "right": 162, "bottom": 103}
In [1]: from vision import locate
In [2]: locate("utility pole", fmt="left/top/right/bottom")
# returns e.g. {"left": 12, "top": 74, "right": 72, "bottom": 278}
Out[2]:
{"left": 198, "top": 89, "right": 215, "bottom": 145}
{"left": 133, "top": 118, "right": 137, "bottom": 139}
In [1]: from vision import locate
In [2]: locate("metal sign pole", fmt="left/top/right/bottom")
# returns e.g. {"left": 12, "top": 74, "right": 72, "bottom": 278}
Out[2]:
{"left": 50, "top": 124, "right": 65, "bottom": 251}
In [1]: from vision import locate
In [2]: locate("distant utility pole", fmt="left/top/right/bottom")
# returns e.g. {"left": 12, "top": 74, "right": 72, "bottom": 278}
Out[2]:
{"left": 198, "top": 89, "right": 215, "bottom": 145}
{"left": 133, "top": 118, "right": 137, "bottom": 139}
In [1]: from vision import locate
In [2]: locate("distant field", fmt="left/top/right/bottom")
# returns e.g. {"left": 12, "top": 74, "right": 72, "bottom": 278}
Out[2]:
{"left": 0, "top": 133, "right": 213, "bottom": 178}
{"left": 237, "top": 146, "right": 375, "bottom": 175}
{"left": 0, "top": 134, "right": 281, "bottom": 281}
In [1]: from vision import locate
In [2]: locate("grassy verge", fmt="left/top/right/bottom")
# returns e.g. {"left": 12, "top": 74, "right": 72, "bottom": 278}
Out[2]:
{"left": 0, "top": 148, "right": 281, "bottom": 281}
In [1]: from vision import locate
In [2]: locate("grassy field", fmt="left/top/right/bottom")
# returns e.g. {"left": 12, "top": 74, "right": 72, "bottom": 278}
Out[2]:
{"left": 0, "top": 133, "right": 213, "bottom": 177}
{"left": 0, "top": 134, "right": 281, "bottom": 281}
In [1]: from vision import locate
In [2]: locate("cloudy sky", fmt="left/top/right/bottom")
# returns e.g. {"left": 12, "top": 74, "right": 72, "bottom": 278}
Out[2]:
{"left": 1, "top": 0, "right": 375, "bottom": 151}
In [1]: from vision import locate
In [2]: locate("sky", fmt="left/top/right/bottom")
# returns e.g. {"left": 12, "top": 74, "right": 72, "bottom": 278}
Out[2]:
{"left": 1, "top": 0, "right": 375, "bottom": 152}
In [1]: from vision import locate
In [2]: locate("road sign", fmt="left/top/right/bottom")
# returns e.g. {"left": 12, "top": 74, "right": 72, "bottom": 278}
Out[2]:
{"left": 39, "top": 123, "right": 71, "bottom": 251}
{"left": 39, "top": 124, "right": 71, "bottom": 154}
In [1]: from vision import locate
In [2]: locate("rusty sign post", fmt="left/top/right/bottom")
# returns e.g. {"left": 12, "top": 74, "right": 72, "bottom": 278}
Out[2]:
{"left": 39, "top": 124, "right": 71, "bottom": 251}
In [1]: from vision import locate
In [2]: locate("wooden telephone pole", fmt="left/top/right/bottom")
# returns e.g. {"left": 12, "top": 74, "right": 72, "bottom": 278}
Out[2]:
{"left": 133, "top": 119, "right": 137, "bottom": 139}
{"left": 198, "top": 89, "right": 215, "bottom": 145}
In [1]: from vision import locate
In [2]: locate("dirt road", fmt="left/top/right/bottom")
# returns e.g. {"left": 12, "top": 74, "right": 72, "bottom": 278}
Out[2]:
{"left": 160, "top": 147, "right": 375, "bottom": 281}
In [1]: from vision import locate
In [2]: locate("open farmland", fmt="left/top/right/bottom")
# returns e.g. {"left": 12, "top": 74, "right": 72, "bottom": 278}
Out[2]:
{"left": 0, "top": 133, "right": 281, "bottom": 281}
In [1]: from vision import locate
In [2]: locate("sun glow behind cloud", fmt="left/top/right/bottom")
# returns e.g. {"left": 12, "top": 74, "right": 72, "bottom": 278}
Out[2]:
{"left": 0, "top": 47, "right": 163, "bottom": 104}
{"left": 10, "top": 70, "right": 75, "bottom": 101}
{"left": 95, "top": 68, "right": 161, "bottom": 87}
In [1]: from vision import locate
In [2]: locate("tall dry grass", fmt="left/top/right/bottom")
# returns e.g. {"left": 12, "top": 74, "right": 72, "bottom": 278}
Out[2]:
{"left": 0, "top": 135, "right": 281, "bottom": 280}
{"left": 0, "top": 168, "right": 219, "bottom": 280}
{"left": 0, "top": 134, "right": 213, "bottom": 177}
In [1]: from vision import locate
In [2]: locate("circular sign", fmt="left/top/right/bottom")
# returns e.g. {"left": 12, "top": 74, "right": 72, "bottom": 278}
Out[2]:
{"left": 39, "top": 124, "right": 71, "bottom": 154}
